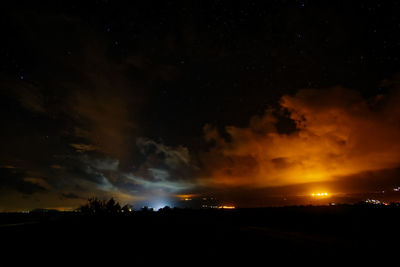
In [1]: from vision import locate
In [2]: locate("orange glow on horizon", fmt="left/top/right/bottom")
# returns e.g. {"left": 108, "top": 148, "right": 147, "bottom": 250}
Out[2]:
{"left": 175, "top": 194, "right": 199, "bottom": 201}
{"left": 311, "top": 192, "right": 329, "bottom": 197}
{"left": 218, "top": 205, "right": 236, "bottom": 209}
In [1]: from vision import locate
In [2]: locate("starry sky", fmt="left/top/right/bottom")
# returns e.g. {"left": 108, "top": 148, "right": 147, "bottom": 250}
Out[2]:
{"left": 2, "top": 0, "right": 400, "bottom": 211}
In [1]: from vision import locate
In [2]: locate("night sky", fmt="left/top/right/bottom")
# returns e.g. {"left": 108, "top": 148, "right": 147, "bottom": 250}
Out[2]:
{"left": 2, "top": 0, "right": 400, "bottom": 211}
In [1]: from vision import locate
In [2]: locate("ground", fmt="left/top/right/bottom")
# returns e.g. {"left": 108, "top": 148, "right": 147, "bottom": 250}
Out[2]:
{"left": 1, "top": 206, "right": 398, "bottom": 264}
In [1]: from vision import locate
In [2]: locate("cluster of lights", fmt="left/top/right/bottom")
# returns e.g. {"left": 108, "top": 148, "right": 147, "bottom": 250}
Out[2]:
{"left": 311, "top": 192, "right": 328, "bottom": 197}
{"left": 365, "top": 199, "right": 388, "bottom": 205}
{"left": 201, "top": 205, "right": 236, "bottom": 209}
{"left": 365, "top": 199, "right": 381, "bottom": 204}
{"left": 394, "top": 187, "right": 400, "bottom": 192}
{"left": 202, "top": 205, "right": 219, "bottom": 209}
{"left": 365, "top": 199, "right": 389, "bottom": 206}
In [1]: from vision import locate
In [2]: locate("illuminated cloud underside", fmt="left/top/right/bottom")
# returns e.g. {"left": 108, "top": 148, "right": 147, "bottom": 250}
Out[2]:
{"left": 202, "top": 87, "right": 400, "bottom": 188}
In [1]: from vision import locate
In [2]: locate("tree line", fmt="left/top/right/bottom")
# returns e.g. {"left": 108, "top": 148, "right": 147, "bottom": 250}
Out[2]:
{"left": 79, "top": 197, "right": 133, "bottom": 215}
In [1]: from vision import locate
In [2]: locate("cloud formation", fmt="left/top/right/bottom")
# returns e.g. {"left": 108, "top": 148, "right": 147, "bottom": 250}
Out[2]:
{"left": 202, "top": 87, "right": 400, "bottom": 188}
{"left": 130, "top": 138, "right": 194, "bottom": 192}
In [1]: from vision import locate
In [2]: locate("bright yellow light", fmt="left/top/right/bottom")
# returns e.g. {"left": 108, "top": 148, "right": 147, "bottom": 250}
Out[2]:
{"left": 218, "top": 205, "right": 236, "bottom": 209}
{"left": 311, "top": 192, "right": 329, "bottom": 197}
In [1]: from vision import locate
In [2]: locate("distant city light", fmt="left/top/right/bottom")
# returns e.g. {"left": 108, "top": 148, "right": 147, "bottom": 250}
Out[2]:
{"left": 202, "top": 205, "right": 219, "bottom": 209}
{"left": 365, "top": 199, "right": 389, "bottom": 205}
{"left": 175, "top": 194, "right": 197, "bottom": 201}
{"left": 218, "top": 205, "right": 236, "bottom": 209}
{"left": 311, "top": 192, "right": 328, "bottom": 197}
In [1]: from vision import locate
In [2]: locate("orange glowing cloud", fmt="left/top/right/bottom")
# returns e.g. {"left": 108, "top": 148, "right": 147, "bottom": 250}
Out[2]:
{"left": 202, "top": 87, "right": 400, "bottom": 188}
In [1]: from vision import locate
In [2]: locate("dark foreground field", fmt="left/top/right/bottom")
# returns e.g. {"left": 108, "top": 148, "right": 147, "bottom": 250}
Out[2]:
{"left": 1, "top": 205, "right": 399, "bottom": 264}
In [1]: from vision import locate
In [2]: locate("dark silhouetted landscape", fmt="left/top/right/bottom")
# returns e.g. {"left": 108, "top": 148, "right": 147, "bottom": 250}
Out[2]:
{"left": 2, "top": 201, "right": 400, "bottom": 263}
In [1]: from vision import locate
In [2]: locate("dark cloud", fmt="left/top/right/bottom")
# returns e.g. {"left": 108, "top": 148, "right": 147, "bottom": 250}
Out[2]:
{"left": 0, "top": 9, "right": 148, "bottom": 207}
{"left": 127, "top": 138, "right": 196, "bottom": 193}
{"left": 61, "top": 192, "right": 85, "bottom": 200}
{"left": 0, "top": 167, "right": 48, "bottom": 195}
{"left": 136, "top": 138, "right": 191, "bottom": 169}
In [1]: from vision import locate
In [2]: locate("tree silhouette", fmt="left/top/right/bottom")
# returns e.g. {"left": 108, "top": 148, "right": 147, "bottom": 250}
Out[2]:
{"left": 158, "top": 206, "right": 171, "bottom": 213}
{"left": 79, "top": 197, "right": 127, "bottom": 215}
{"left": 121, "top": 204, "right": 133, "bottom": 213}
{"left": 106, "top": 198, "right": 121, "bottom": 213}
